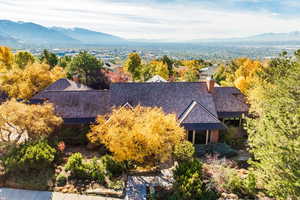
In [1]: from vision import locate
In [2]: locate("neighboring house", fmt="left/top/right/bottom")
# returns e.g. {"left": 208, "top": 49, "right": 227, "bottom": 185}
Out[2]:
{"left": 199, "top": 65, "right": 218, "bottom": 81}
{"left": 31, "top": 78, "right": 248, "bottom": 145}
{"left": 146, "top": 75, "right": 168, "bottom": 82}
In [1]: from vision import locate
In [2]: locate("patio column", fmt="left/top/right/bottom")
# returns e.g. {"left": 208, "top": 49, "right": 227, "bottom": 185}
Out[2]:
{"left": 205, "top": 130, "right": 209, "bottom": 144}
{"left": 192, "top": 130, "right": 196, "bottom": 144}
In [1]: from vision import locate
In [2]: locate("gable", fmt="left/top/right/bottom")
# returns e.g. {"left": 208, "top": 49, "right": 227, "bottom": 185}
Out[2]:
{"left": 179, "top": 101, "right": 221, "bottom": 124}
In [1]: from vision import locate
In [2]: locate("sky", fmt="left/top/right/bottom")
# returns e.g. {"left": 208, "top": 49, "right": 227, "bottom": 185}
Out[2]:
{"left": 1, "top": 0, "right": 300, "bottom": 41}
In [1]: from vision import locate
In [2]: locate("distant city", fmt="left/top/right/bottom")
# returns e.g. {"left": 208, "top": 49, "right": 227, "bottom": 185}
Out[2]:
{"left": 1, "top": 19, "right": 300, "bottom": 61}
{"left": 16, "top": 44, "right": 300, "bottom": 64}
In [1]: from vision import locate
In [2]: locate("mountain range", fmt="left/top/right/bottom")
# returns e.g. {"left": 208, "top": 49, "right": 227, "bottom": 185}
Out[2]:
{"left": 0, "top": 19, "right": 300, "bottom": 47}
{"left": 0, "top": 20, "right": 126, "bottom": 47}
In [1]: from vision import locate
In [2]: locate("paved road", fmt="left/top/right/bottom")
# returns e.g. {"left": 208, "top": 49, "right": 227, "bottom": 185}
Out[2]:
{"left": 0, "top": 188, "right": 120, "bottom": 200}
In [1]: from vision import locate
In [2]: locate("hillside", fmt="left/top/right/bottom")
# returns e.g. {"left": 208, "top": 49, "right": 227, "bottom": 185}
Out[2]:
{"left": 0, "top": 20, "right": 126, "bottom": 47}
{"left": 51, "top": 27, "right": 125, "bottom": 45}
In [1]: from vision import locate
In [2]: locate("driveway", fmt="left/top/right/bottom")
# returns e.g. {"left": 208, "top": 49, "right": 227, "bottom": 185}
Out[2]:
{"left": 0, "top": 188, "right": 121, "bottom": 200}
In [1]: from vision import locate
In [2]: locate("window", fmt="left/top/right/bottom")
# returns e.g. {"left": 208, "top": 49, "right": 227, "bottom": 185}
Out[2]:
{"left": 188, "top": 130, "right": 210, "bottom": 144}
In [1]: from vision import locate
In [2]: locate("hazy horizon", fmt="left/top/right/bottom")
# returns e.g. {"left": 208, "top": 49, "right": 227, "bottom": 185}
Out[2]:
{"left": 1, "top": 0, "right": 300, "bottom": 41}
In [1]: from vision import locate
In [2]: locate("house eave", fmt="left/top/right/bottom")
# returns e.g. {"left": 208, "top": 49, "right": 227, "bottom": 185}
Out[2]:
{"left": 217, "top": 112, "right": 248, "bottom": 118}
{"left": 182, "top": 123, "right": 226, "bottom": 131}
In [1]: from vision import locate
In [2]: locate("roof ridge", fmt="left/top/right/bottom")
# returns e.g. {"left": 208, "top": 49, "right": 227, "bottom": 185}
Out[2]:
{"left": 179, "top": 101, "right": 198, "bottom": 123}
{"left": 41, "top": 90, "right": 109, "bottom": 93}
{"left": 111, "top": 82, "right": 207, "bottom": 85}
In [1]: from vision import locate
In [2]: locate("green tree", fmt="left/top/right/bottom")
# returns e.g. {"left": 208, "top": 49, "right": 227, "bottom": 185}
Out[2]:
{"left": 295, "top": 49, "right": 300, "bottom": 62}
{"left": 160, "top": 55, "right": 174, "bottom": 76}
{"left": 247, "top": 52, "right": 300, "bottom": 199}
{"left": 67, "top": 51, "right": 109, "bottom": 89}
{"left": 39, "top": 49, "right": 58, "bottom": 68}
{"left": 58, "top": 55, "right": 72, "bottom": 68}
{"left": 213, "top": 64, "right": 226, "bottom": 84}
{"left": 124, "top": 52, "right": 142, "bottom": 81}
{"left": 173, "top": 159, "right": 207, "bottom": 200}
{"left": 15, "top": 51, "right": 35, "bottom": 69}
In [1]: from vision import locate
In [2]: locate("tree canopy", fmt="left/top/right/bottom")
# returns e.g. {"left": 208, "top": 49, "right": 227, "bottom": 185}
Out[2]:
{"left": 0, "top": 99, "right": 63, "bottom": 145}
{"left": 14, "top": 51, "right": 35, "bottom": 69}
{"left": 213, "top": 58, "right": 263, "bottom": 94}
{"left": 0, "top": 46, "right": 14, "bottom": 71}
{"left": 123, "top": 52, "right": 142, "bottom": 81}
{"left": 0, "top": 63, "right": 65, "bottom": 99}
{"left": 246, "top": 52, "right": 300, "bottom": 199}
{"left": 67, "top": 51, "right": 110, "bottom": 89}
{"left": 87, "top": 106, "right": 185, "bottom": 165}
{"left": 39, "top": 49, "right": 58, "bottom": 68}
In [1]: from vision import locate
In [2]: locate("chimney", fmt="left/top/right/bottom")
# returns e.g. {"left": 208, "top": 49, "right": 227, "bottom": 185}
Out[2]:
{"left": 206, "top": 77, "right": 215, "bottom": 93}
{"left": 72, "top": 75, "right": 80, "bottom": 83}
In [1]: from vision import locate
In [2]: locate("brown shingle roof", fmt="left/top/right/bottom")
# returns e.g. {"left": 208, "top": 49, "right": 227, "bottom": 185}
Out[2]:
{"left": 33, "top": 90, "right": 111, "bottom": 119}
{"left": 212, "top": 87, "right": 249, "bottom": 114}
{"left": 110, "top": 82, "right": 221, "bottom": 125}
{"left": 30, "top": 79, "right": 248, "bottom": 126}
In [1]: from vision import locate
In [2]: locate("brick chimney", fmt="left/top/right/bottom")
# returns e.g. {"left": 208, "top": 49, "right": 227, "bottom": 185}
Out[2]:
{"left": 206, "top": 77, "right": 215, "bottom": 93}
{"left": 72, "top": 75, "right": 80, "bottom": 83}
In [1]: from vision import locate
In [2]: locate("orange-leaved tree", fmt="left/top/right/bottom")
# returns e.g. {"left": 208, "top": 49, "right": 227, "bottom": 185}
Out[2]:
{"left": 0, "top": 99, "right": 63, "bottom": 145}
{"left": 87, "top": 106, "right": 185, "bottom": 165}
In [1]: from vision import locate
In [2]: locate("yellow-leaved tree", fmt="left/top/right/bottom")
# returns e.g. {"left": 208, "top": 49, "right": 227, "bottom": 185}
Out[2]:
{"left": 214, "top": 58, "right": 263, "bottom": 94}
{"left": 87, "top": 106, "right": 185, "bottom": 165}
{"left": 0, "top": 63, "right": 66, "bottom": 99}
{"left": 149, "top": 60, "right": 169, "bottom": 80}
{"left": 0, "top": 46, "right": 14, "bottom": 71}
{"left": 0, "top": 99, "right": 63, "bottom": 145}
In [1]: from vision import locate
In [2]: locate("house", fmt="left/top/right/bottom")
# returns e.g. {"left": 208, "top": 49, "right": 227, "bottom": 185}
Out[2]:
{"left": 31, "top": 78, "right": 248, "bottom": 145}
{"left": 146, "top": 75, "right": 168, "bottom": 82}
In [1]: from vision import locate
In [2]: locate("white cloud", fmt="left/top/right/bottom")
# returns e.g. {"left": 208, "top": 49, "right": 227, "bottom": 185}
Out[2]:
{"left": 0, "top": 0, "right": 300, "bottom": 40}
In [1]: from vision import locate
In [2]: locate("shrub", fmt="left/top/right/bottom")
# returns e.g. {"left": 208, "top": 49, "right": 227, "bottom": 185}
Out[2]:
{"left": 196, "top": 143, "right": 237, "bottom": 158}
{"left": 65, "top": 153, "right": 105, "bottom": 183}
{"left": 204, "top": 155, "right": 256, "bottom": 198}
{"left": 173, "top": 141, "right": 195, "bottom": 162}
{"left": 56, "top": 174, "right": 67, "bottom": 187}
{"left": 3, "top": 140, "right": 56, "bottom": 173}
{"left": 65, "top": 153, "right": 88, "bottom": 179}
{"left": 107, "top": 179, "right": 124, "bottom": 190}
{"left": 173, "top": 159, "right": 204, "bottom": 200}
{"left": 100, "top": 155, "right": 126, "bottom": 178}
{"left": 86, "top": 158, "right": 105, "bottom": 184}
{"left": 222, "top": 168, "right": 256, "bottom": 197}
{"left": 57, "top": 141, "right": 66, "bottom": 153}
{"left": 223, "top": 126, "right": 245, "bottom": 149}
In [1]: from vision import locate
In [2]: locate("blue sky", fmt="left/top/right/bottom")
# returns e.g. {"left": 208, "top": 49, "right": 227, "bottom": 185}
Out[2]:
{"left": 1, "top": 0, "right": 300, "bottom": 41}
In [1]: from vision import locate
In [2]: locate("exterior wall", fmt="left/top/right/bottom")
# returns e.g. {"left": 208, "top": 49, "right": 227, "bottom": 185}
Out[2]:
{"left": 210, "top": 130, "right": 219, "bottom": 143}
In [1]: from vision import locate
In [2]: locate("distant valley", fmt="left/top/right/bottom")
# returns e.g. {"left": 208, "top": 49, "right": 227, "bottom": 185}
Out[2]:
{"left": 1, "top": 19, "right": 300, "bottom": 48}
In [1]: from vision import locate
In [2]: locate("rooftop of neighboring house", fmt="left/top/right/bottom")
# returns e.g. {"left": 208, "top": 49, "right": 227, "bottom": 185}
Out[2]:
{"left": 43, "top": 78, "right": 93, "bottom": 91}
{"left": 146, "top": 75, "right": 167, "bottom": 82}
